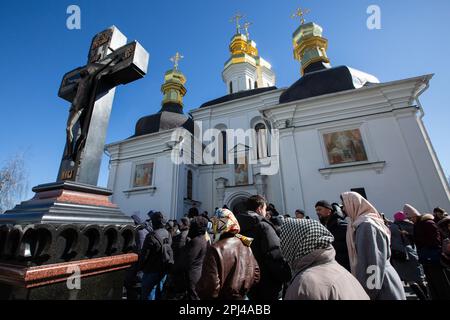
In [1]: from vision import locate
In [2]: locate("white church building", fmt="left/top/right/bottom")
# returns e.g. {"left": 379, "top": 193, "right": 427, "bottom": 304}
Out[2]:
{"left": 105, "top": 18, "right": 450, "bottom": 222}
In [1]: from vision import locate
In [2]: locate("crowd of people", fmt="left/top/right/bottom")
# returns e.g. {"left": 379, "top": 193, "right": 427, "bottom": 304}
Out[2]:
{"left": 124, "top": 193, "right": 450, "bottom": 300}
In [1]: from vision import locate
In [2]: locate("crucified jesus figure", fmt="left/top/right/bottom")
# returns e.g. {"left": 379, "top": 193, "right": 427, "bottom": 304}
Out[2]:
{"left": 64, "top": 56, "right": 120, "bottom": 162}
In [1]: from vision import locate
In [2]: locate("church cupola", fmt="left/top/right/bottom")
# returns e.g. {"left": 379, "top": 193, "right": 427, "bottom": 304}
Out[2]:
{"left": 161, "top": 52, "right": 187, "bottom": 106}
{"left": 291, "top": 8, "right": 331, "bottom": 75}
{"left": 222, "top": 14, "right": 275, "bottom": 94}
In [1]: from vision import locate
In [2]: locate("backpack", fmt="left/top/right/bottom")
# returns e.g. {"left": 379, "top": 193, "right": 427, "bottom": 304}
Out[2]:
{"left": 153, "top": 228, "right": 174, "bottom": 271}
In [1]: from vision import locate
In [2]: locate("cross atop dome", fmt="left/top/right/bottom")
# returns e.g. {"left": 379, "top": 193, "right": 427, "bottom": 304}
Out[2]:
{"left": 170, "top": 52, "right": 184, "bottom": 71}
{"left": 291, "top": 7, "right": 310, "bottom": 25}
{"left": 230, "top": 13, "right": 245, "bottom": 34}
{"left": 243, "top": 21, "right": 252, "bottom": 39}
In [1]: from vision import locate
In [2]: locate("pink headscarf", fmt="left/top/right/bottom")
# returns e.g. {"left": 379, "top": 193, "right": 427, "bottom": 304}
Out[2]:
{"left": 394, "top": 211, "right": 407, "bottom": 222}
{"left": 341, "top": 192, "right": 391, "bottom": 275}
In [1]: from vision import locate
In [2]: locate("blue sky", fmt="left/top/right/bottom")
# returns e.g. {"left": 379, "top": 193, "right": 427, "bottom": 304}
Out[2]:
{"left": 0, "top": 0, "right": 449, "bottom": 199}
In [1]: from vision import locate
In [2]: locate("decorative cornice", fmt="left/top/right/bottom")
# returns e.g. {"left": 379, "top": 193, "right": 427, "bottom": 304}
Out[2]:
{"left": 318, "top": 161, "right": 386, "bottom": 179}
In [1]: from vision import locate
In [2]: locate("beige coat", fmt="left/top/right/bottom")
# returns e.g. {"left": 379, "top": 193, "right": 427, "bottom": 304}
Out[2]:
{"left": 284, "top": 247, "right": 370, "bottom": 300}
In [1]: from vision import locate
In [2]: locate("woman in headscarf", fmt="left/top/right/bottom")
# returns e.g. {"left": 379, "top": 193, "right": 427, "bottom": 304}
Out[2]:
{"left": 341, "top": 191, "right": 406, "bottom": 300}
{"left": 280, "top": 218, "right": 369, "bottom": 300}
{"left": 196, "top": 208, "right": 260, "bottom": 300}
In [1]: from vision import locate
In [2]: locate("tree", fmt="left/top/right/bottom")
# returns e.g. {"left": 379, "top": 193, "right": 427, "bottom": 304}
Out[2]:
{"left": 0, "top": 153, "right": 29, "bottom": 213}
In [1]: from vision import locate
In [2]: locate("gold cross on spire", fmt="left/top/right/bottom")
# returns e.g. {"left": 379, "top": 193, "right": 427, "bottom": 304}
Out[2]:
{"left": 291, "top": 7, "right": 310, "bottom": 25}
{"left": 230, "top": 12, "right": 244, "bottom": 34}
{"left": 170, "top": 52, "right": 184, "bottom": 70}
{"left": 243, "top": 21, "right": 252, "bottom": 39}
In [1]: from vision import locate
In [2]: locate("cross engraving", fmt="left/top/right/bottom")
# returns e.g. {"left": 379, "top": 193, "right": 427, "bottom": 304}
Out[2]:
{"left": 291, "top": 7, "right": 310, "bottom": 25}
{"left": 230, "top": 13, "right": 244, "bottom": 34}
{"left": 170, "top": 52, "right": 184, "bottom": 70}
{"left": 57, "top": 26, "right": 149, "bottom": 185}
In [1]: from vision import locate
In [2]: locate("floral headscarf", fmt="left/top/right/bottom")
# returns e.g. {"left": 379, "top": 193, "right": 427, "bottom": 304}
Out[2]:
{"left": 212, "top": 208, "right": 253, "bottom": 246}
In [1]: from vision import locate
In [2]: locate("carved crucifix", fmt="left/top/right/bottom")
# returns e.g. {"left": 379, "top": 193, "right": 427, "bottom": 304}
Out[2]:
{"left": 57, "top": 26, "right": 149, "bottom": 185}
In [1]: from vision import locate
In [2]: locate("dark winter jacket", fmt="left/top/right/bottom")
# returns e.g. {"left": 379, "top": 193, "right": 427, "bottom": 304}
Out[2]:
{"left": 178, "top": 216, "right": 209, "bottom": 299}
{"left": 139, "top": 227, "right": 172, "bottom": 274}
{"left": 184, "top": 235, "right": 208, "bottom": 300}
{"left": 172, "top": 230, "right": 189, "bottom": 264}
{"left": 236, "top": 211, "right": 291, "bottom": 300}
{"left": 414, "top": 214, "right": 442, "bottom": 264}
{"left": 322, "top": 214, "right": 351, "bottom": 271}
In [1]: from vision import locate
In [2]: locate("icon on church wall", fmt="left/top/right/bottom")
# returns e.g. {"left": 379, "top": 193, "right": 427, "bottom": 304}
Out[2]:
{"left": 133, "top": 162, "right": 154, "bottom": 188}
{"left": 323, "top": 129, "right": 368, "bottom": 165}
{"left": 234, "top": 156, "right": 249, "bottom": 185}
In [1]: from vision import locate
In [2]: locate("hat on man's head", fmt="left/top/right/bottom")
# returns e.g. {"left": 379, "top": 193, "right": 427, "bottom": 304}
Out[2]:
{"left": 315, "top": 200, "right": 332, "bottom": 210}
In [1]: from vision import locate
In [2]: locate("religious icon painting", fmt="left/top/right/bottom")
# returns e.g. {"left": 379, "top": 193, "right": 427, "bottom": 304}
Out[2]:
{"left": 234, "top": 156, "right": 249, "bottom": 185}
{"left": 133, "top": 162, "right": 154, "bottom": 188}
{"left": 323, "top": 128, "right": 368, "bottom": 165}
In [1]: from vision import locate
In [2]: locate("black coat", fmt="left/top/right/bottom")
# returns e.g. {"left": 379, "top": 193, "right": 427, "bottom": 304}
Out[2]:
{"left": 138, "top": 227, "right": 172, "bottom": 274}
{"left": 183, "top": 235, "right": 208, "bottom": 300}
{"left": 237, "top": 211, "right": 291, "bottom": 300}
{"left": 323, "top": 214, "right": 351, "bottom": 271}
{"left": 172, "top": 230, "right": 189, "bottom": 264}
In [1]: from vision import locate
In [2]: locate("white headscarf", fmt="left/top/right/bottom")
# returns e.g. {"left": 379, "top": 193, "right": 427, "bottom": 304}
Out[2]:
{"left": 341, "top": 192, "right": 391, "bottom": 275}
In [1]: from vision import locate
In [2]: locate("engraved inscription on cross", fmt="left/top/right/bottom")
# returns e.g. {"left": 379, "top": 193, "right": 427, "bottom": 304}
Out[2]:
{"left": 57, "top": 26, "right": 149, "bottom": 186}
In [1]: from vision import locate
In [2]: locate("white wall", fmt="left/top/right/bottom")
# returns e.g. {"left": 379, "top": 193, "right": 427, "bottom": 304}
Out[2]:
{"left": 267, "top": 75, "right": 450, "bottom": 218}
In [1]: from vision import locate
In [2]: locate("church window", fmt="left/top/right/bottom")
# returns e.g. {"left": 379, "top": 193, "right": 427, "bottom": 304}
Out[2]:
{"left": 229, "top": 82, "right": 233, "bottom": 94}
{"left": 255, "top": 123, "right": 268, "bottom": 159}
{"left": 248, "top": 79, "right": 252, "bottom": 89}
{"left": 220, "top": 131, "right": 227, "bottom": 164}
{"left": 187, "top": 170, "right": 193, "bottom": 200}
{"left": 254, "top": 81, "right": 258, "bottom": 89}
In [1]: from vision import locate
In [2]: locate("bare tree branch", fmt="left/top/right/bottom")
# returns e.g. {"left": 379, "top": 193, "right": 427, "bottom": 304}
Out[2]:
{"left": 0, "top": 152, "right": 29, "bottom": 213}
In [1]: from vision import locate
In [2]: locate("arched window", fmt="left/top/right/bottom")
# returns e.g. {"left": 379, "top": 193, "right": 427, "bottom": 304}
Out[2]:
{"left": 220, "top": 131, "right": 227, "bottom": 164}
{"left": 254, "top": 81, "right": 258, "bottom": 89}
{"left": 248, "top": 79, "right": 252, "bottom": 89}
{"left": 229, "top": 81, "right": 233, "bottom": 94}
{"left": 187, "top": 170, "right": 193, "bottom": 200}
{"left": 255, "top": 123, "right": 268, "bottom": 159}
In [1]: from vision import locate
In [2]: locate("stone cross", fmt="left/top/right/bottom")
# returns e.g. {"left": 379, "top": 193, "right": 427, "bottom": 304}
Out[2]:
{"left": 57, "top": 26, "right": 149, "bottom": 185}
{"left": 291, "top": 7, "right": 310, "bottom": 25}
